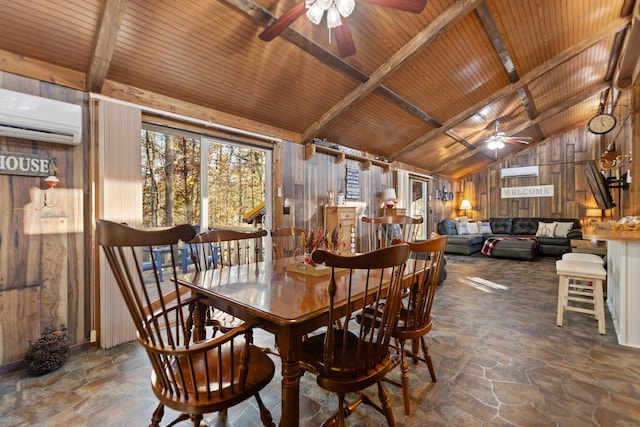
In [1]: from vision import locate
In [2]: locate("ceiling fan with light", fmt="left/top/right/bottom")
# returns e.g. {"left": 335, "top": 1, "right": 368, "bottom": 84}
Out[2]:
{"left": 484, "top": 121, "right": 532, "bottom": 150}
{"left": 258, "top": 0, "right": 428, "bottom": 57}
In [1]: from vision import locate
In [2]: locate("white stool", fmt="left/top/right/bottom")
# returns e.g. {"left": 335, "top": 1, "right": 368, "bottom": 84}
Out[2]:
{"left": 556, "top": 260, "right": 607, "bottom": 334}
{"left": 562, "top": 253, "right": 604, "bottom": 264}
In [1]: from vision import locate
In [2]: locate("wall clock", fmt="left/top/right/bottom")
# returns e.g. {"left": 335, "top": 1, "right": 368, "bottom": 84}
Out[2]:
{"left": 587, "top": 113, "right": 616, "bottom": 134}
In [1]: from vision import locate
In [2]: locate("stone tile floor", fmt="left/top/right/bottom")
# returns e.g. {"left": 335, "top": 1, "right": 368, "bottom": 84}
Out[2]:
{"left": 2, "top": 254, "right": 640, "bottom": 426}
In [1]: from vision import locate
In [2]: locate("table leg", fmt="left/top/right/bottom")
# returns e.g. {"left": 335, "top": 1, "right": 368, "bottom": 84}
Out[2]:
{"left": 272, "top": 326, "right": 302, "bottom": 427}
{"left": 192, "top": 299, "right": 207, "bottom": 342}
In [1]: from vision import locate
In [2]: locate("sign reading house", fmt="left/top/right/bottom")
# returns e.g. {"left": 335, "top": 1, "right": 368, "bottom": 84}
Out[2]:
{"left": 0, "top": 151, "right": 52, "bottom": 177}
{"left": 501, "top": 185, "right": 554, "bottom": 198}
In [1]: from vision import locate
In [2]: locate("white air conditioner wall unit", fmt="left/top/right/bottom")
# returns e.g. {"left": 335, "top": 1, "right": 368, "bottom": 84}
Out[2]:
{"left": 0, "top": 88, "right": 82, "bottom": 145}
{"left": 501, "top": 166, "right": 539, "bottom": 178}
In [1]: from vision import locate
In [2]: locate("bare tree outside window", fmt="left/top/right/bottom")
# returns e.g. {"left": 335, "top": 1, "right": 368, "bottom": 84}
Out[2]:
{"left": 141, "top": 129, "right": 265, "bottom": 230}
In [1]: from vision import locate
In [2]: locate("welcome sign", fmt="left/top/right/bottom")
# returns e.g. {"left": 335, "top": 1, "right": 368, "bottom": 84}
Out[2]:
{"left": 0, "top": 151, "right": 52, "bottom": 177}
{"left": 501, "top": 185, "right": 554, "bottom": 198}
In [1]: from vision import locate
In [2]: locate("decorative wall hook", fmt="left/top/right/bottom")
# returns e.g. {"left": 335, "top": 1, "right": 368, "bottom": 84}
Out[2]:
{"left": 36, "top": 175, "right": 60, "bottom": 209}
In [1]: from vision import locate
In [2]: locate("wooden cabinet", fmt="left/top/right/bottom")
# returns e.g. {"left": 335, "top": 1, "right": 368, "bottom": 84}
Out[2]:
{"left": 324, "top": 207, "right": 357, "bottom": 253}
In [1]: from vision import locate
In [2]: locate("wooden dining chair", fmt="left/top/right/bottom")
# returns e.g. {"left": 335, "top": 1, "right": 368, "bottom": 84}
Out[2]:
{"left": 361, "top": 214, "right": 423, "bottom": 252}
{"left": 190, "top": 228, "right": 268, "bottom": 268}
{"left": 270, "top": 226, "right": 305, "bottom": 259}
{"left": 388, "top": 233, "right": 448, "bottom": 415}
{"left": 300, "top": 243, "right": 410, "bottom": 427}
{"left": 97, "top": 220, "right": 276, "bottom": 427}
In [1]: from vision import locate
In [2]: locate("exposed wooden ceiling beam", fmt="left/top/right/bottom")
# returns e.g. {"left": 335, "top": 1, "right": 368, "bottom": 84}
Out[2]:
{"left": 432, "top": 82, "right": 610, "bottom": 174}
{"left": 615, "top": 2, "right": 640, "bottom": 90}
{"left": 223, "top": 0, "right": 488, "bottom": 154}
{"left": 301, "top": 0, "right": 483, "bottom": 142}
{"left": 86, "top": 0, "right": 128, "bottom": 92}
{"left": 475, "top": 1, "right": 545, "bottom": 142}
{"left": 389, "top": 15, "right": 630, "bottom": 161}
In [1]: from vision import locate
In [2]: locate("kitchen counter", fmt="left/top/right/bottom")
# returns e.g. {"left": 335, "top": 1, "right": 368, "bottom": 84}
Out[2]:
{"left": 581, "top": 227, "right": 640, "bottom": 348}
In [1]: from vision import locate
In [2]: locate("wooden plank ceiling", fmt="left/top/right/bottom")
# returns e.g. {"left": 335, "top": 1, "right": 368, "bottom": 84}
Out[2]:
{"left": 0, "top": 0, "right": 638, "bottom": 179}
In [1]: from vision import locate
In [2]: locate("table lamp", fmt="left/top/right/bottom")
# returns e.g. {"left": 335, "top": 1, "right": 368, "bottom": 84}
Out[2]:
{"left": 459, "top": 199, "right": 472, "bottom": 217}
{"left": 382, "top": 188, "right": 397, "bottom": 209}
{"left": 586, "top": 208, "right": 603, "bottom": 225}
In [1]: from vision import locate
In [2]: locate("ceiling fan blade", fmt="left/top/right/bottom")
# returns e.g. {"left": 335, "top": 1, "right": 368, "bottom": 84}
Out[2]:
{"left": 357, "top": 0, "right": 427, "bottom": 14}
{"left": 334, "top": 18, "right": 356, "bottom": 57}
{"left": 504, "top": 138, "right": 531, "bottom": 145}
{"left": 259, "top": 1, "right": 307, "bottom": 41}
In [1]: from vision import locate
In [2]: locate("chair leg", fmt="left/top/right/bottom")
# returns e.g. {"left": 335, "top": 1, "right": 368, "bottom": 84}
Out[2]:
{"left": 149, "top": 402, "right": 164, "bottom": 427}
{"left": 594, "top": 279, "right": 606, "bottom": 335}
{"left": 377, "top": 381, "right": 397, "bottom": 427}
{"left": 556, "top": 275, "right": 568, "bottom": 326}
{"left": 410, "top": 338, "right": 420, "bottom": 363}
{"left": 336, "top": 393, "right": 347, "bottom": 427}
{"left": 254, "top": 393, "right": 276, "bottom": 427}
{"left": 397, "top": 338, "right": 412, "bottom": 415}
{"left": 420, "top": 336, "right": 437, "bottom": 382}
{"left": 189, "top": 414, "right": 203, "bottom": 426}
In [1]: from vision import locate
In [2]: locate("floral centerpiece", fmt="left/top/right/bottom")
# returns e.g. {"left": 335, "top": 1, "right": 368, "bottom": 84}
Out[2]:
{"left": 296, "top": 227, "right": 346, "bottom": 266}
{"left": 300, "top": 227, "right": 326, "bottom": 265}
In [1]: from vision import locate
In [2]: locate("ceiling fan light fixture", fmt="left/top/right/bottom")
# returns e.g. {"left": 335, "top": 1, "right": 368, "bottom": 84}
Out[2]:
{"left": 336, "top": 0, "right": 355, "bottom": 16}
{"left": 306, "top": 0, "right": 355, "bottom": 28}
{"left": 306, "top": 2, "right": 325, "bottom": 25}
{"left": 326, "top": 5, "right": 342, "bottom": 28}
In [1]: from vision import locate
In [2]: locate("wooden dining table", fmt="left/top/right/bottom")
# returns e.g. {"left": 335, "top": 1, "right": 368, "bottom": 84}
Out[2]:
{"left": 179, "top": 257, "right": 422, "bottom": 427}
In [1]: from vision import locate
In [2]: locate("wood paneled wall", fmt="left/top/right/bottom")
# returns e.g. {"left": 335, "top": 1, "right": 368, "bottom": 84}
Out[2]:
{"left": 455, "top": 90, "right": 637, "bottom": 222}
{"left": 278, "top": 140, "right": 393, "bottom": 232}
{"left": 0, "top": 73, "right": 87, "bottom": 367}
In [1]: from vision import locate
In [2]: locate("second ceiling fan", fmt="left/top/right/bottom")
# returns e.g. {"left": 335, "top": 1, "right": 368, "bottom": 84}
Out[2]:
{"left": 259, "top": 0, "right": 428, "bottom": 57}
{"left": 485, "top": 121, "right": 531, "bottom": 150}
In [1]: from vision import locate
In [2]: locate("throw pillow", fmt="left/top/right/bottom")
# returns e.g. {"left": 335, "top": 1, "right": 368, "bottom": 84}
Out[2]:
{"left": 478, "top": 222, "right": 493, "bottom": 234}
{"left": 553, "top": 221, "right": 574, "bottom": 238}
{"left": 456, "top": 222, "right": 470, "bottom": 235}
{"left": 536, "top": 222, "right": 556, "bottom": 237}
{"left": 466, "top": 222, "right": 479, "bottom": 234}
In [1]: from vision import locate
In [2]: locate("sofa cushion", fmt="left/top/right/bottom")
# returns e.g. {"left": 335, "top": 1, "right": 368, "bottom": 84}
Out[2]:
{"left": 456, "top": 222, "right": 470, "bottom": 235}
{"left": 466, "top": 222, "right": 479, "bottom": 234}
{"left": 553, "top": 221, "right": 574, "bottom": 238}
{"left": 535, "top": 222, "right": 556, "bottom": 237}
{"left": 447, "top": 235, "right": 485, "bottom": 245}
{"left": 490, "top": 218, "right": 513, "bottom": 234}
{"left": 439, "top": 219, "right": 458, "bottom": 235}
{"left": 536, "top": 236, "right": 569, "bottom": 246}
{"left": 478, "top": 222, "right": 493, "bottom": 234}
{"left": 512, "top": 218, "right": 538, "bottom": 235}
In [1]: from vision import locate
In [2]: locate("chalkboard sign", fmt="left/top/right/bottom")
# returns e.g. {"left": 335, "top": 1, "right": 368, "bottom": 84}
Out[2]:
{"left": 346, "top": 163, "right": 360, "bottom": 199}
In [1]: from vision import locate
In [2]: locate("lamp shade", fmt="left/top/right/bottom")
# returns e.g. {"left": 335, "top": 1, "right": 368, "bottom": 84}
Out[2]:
{"left": 382, "top": 188, "right": 397, "bottom": 208}
{"left": 459, "top": 199, "right": 472, "bottom": 210}
{"left": 382, "top": 188, "right": 396, "bottom": 201}
{"left": 586, "top": 208, "right": 603, "bottom": 217}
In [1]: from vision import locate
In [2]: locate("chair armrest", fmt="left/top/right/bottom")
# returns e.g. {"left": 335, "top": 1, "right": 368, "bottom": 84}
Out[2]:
{"left": 145, "top": 317, "right": 264, "bottom": 356}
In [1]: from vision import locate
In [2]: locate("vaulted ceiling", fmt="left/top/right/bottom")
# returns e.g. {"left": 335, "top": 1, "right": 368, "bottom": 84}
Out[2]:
{"left": 1, "top": 0, "right": 638, "bottom": 179}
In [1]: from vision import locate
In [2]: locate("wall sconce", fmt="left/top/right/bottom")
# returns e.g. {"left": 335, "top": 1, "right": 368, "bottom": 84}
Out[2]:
{"left": 283, "top": 198, "right": 291, "bottom": 215}
{"left": 382, "top": 188, "right": 397, "bottom": 208}
{"left": 459, "top": 199, "right": 472, "bottom": 216}
{"left": 37, "top": 175, "right": 60, "bottom": 209}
